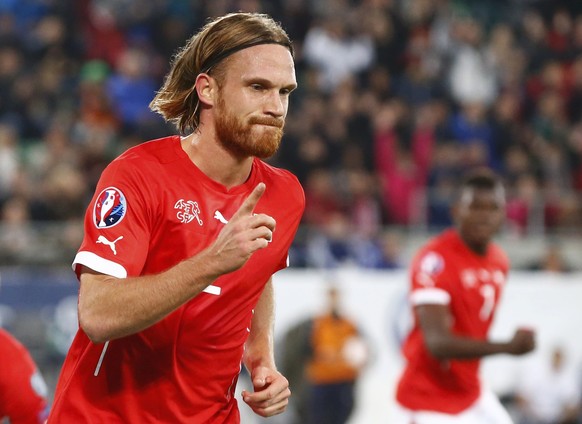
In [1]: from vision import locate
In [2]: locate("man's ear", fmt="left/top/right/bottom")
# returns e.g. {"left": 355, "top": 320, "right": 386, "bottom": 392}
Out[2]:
{"left": 195, "top": 73, "right": 215, "bottom": 106}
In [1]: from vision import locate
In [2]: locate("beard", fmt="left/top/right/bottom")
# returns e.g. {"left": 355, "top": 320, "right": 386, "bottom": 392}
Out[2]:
{"left": 214, "top": 94, "right": 284, "bottom": 159}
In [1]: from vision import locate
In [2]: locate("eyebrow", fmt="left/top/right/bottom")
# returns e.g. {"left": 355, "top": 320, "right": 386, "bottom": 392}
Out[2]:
{"left": 245, "top": 76, "right": 297, "bottom": 91}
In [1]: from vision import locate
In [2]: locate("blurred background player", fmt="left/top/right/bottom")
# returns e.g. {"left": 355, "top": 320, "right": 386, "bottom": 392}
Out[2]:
{"left": 393, "top": 168, "right": 536, "bottom": 424}
{"left": 0, "top": 328, "right": 49, "bottom": 423}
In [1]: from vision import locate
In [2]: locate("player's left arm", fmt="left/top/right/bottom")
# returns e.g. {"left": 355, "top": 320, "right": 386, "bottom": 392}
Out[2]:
{"left": 417, "top": 303, "right": 536, "bottom": 360}
{"left": 242, "top": 277, "right": 290, "bottom": 417}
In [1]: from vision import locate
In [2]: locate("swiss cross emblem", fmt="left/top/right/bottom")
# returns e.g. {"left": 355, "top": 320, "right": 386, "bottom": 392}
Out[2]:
{"left": 461, "top": 269, "right": 478, "bottom": 288}
{"left": 174, "top": 199, "right": 203, "bottom": 226}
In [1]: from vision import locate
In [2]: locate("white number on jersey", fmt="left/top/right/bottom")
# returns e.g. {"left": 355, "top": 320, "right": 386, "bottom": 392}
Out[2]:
{"left": 479, "top": 284, "right": 495, "bottom": 321}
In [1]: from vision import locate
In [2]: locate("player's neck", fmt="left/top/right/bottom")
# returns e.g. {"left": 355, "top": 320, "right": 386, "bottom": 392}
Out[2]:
{"left": 460, "top": 235, "right": 488, "bottom": 256}
{"left": 181, "top": 133, "right": 253, "bottom": 189}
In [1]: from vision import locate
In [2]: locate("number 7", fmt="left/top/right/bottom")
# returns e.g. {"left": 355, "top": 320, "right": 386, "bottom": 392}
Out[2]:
{"left": 479, "top": 284, "right": 495, "bottom": 321}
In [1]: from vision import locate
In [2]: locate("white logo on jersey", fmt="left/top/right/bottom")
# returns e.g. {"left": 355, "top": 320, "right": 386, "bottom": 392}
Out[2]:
{"left": 213, "top": 210, "right": 273, "bottom": 243}
{"left": 214, "top": 210, "right": 229, "bottom": 224}
{"left": 492, "top": 270, "right": 505, "bottom": 286}
{"left": 462, "top": 268, "right": 504, "bottom": 289}
{"left": 461, "top": 269, "right": 478, "bottom": 288}
{"left": 97, "top": 235, "right": 123, "bottom": 255}
{"left": 420, "top": 252, "right": 444, "bottom": 276}
{"left": 174, "top": 199, "right": 203, "bottom": 225}
{"left": 99, "top": 190, "right": 116, "bottom": 227}
{"left": 93, "top": 187, "right": 127, "bottom": 228}
{"left": 30, "top": 370, "right": 48, "bottom": 398}
{"left": 478, "top": 269, "right": 491, "bottom": 283}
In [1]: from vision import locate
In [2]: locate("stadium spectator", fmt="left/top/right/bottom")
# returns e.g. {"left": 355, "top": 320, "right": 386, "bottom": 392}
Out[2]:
{"left": 302, "top": 168, "right": 345, "bottom": 228}
{"left": 517, "top": 10, "right": 549, "bottom": 75}
{"left": 506, "top": 173, "right": 544, "bottom": 236}
{"left": 47, "top": 12, "right": 304, "bottom": 422}
{"left": 278, "top": 316, "right": 314, "bottom": 424}
{"left": 0, "top": 328, "right": 50, "bottom": 423}
{"left": 374, "top": 229, "right": 407, "bottom": 270}
{"left": 393, "top": 168, "right": 536, "bottom": 424}
{"left": 342, "top": 168, "right": 383, "bottom": 239}
{"left": 525, "top": 243, "right": 573, "bottom": 273}
{"left": 514, "top": 345, "right": 581, "bottom": 424}
{"left": 0, "top": 196, "right": 35, "bottom": 264}
{"left": 490, "top": 92, "right": 526, "bottom": 173}
{"left": 426, "top": 142, "right": 462, "bottom": 228}
{"left": 105, "top": 47, "right": 160, "bottom": 134}
{"left": 305, "top": 284, "right": 369, "bottom": 424}
{"left": 303, "top": 12, "right": 374, "bottom": 92}
{"left": 0, "top": 122, "right": 20, "bottom": 201}
{"left": 374, "top": 100, "right": 425, "bottom": 226}
{"left": 486, "top": 23, "right": 518, "bottom": 90}
{"left": 547, "top": 8, "right": 573, "bottom": 60}
{"left": 306, "top": 211, "right": 354, "bottom": 268}
{"left": 447, "top": 18, "right": 498, "bottom": 106}
{"left": 350, "top": 228, "right": 407, "bottom": 270}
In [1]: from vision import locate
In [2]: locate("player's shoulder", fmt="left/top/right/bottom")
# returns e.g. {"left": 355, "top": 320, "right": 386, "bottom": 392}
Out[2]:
{"left": 412, "top": 230, "right": 457, "bottom": 270}
{"left": 488, "top": 241, "right": 510, "bottom": 267}
{"left": 417, "top": 229, "right": 457, "bottom": 257}
{"left": 102, "top": 136, "right": 179, "bottom": 182}
{"left": 114, "top": 135, "right": 179, "bottom": 165}
{"left": 255, "top": 159, "right": 301, "bottom": 185}
{"left": 0, "top": 329, "right": 27, "bottom": 359}
{"left": 0, "top": 328, "right": 19, "bottom": 348}
{"left": 254, "top": 159, "right": 305, "bottom": 205}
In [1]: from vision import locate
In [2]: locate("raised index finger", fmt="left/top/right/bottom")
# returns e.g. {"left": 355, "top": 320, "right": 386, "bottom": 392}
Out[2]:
{"left": 231, "top": 182, "right": 266, "bottom": 220}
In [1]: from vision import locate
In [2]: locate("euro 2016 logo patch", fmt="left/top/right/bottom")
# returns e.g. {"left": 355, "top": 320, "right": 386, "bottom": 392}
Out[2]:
{"left": 420, "top": 252, "right": 444, "bottom": 276}
{"left": 94, "top": 187, "right": 127, "bottom": 228}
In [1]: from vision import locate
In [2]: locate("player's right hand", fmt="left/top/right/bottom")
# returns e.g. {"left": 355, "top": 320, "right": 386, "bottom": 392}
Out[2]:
{"left": 507, "top": 328, "right": 536, "bottom": 355}
{"left": 242, "top": 366, "right": 290, "bottom": 417}
{"left": 205, "top": 182, "right": 276, "bottom": 275}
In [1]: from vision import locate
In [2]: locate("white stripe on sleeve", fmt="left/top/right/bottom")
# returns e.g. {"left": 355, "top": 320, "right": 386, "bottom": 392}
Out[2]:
{"left": 410, "top": 288, "right": 451, "bottom": 306}
{"left": 73, "top": 251, "right": 128, "bottom": 278}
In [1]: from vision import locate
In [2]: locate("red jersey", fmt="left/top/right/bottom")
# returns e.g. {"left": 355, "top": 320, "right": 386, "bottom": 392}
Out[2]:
{"left": 396, "top": 229, "right": 509, "bottom": 414}
{"left": 0, "top": 329, "right": 49, "bottom": 424}
{"left": 48, "top": 136, "right": 305, "bottom": 423}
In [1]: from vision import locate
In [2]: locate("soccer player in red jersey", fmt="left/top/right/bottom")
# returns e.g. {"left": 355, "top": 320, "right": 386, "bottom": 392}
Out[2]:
{"left": 393, "top": 168, "right": 536, "bottom": 424}
{"left": 48, "top": 12, "right": 304, "bottom": 423}
{"left": 0, "top": 329, "right": 49, "bottom": 423}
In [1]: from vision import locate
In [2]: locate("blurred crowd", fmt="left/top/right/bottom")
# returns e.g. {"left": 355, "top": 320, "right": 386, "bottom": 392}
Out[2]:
{"left": 1, "top": 0, "right": 582, "bottom": 268}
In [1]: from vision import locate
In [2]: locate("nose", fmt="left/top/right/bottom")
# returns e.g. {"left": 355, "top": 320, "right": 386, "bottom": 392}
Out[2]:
{"left": 265, "top": 90, "right": 286, "bottom": 117}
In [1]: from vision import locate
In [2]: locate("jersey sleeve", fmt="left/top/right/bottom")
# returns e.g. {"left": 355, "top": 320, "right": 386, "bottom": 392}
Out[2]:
{"left": 409, "top": 249, "right": 452, "bottom": 306}
{"left": 72, "top": 158, "right": 154, "bottom": 279}
{"left": 0, "top": 331, "right": 49, "bottom": 423}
